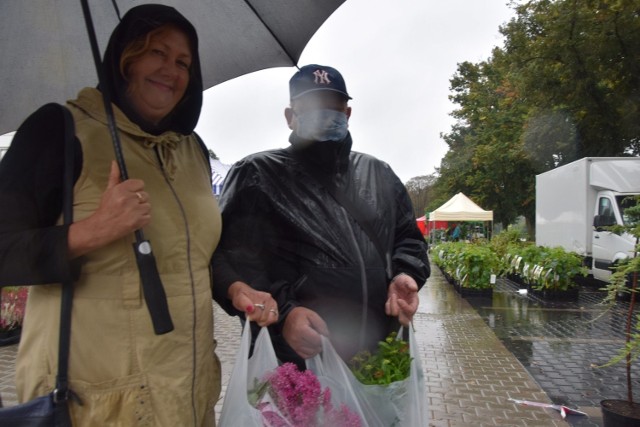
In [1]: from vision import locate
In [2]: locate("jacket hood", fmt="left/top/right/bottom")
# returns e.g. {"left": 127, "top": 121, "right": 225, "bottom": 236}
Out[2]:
{"left": 100, "top": 4, "right": 202, "bottom": 135}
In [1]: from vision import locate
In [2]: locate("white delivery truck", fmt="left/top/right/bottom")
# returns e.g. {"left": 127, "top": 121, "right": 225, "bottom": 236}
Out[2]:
{"left": 536, "top": 157, "right": 640, "bottom": 282}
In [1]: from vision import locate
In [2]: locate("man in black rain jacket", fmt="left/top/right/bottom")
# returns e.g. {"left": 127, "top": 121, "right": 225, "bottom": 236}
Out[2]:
{"left": 212, "top": 64, "right": 430, "bottom": 367}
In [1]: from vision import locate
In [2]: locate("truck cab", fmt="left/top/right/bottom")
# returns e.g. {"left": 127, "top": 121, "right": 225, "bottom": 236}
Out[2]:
{"left": 536, "top": 157, "right": 640, "bottom": 284}
{"left": 592, "top": 192, "right": 637, "bottom": 281}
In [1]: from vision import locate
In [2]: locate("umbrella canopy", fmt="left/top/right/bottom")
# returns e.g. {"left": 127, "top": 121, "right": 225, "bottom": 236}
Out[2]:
{"left": 428, "top": 192, "right": 493, "bottom": 222}
{"left": 0, "top": 0, "right": 345, "bottom": 135}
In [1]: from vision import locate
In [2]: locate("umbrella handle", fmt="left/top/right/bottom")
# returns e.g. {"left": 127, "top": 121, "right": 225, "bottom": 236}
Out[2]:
{"left": 80, "top": 0, "right": 174, "bottom": 335}
{"left": 133, "top": 240, "right": 174, "bottom": 334}
{"left": 79, "top": 0, "right": 128, "bottom": 182}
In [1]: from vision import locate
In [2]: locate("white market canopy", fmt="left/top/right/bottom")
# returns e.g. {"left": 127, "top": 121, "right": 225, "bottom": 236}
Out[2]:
{"left": 428, "top": 192, "right": 493, "bottom": 222}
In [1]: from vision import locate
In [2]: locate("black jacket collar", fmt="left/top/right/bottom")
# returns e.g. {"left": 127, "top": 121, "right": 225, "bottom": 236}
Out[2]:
{"left": 288, "top": 132, "right": 353, "bottom": 175}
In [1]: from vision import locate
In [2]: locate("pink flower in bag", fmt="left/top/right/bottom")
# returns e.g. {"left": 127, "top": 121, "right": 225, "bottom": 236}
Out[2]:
{"left": 250, "top": 362, "right": 361, "bottom": 427}
{"left": 0, "top": 286, "right": 28, "bottom": 332}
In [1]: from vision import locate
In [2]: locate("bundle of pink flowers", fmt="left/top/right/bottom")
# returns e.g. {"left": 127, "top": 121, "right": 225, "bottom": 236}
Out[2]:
{"left": 0, "top": 286, "right": 28, "bottom": 332}
{"left": 253, "top": 362, "right": 361, "bottom": 427}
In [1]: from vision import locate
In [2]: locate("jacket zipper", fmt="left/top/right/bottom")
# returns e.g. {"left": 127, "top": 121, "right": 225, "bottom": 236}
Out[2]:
{"left": 155, "top": 149, "right": 199, "bottom": 426}
{"left": 340, "top": 207, "right": 369, "bottom": 352}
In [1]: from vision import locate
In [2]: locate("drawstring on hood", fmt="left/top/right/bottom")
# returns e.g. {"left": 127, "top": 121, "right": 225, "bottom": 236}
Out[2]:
{"left": 144, "top": 133, "right": 182, "bottom": 178}
{"left": 100, "top": 4, "right": 203, "bottom": 136}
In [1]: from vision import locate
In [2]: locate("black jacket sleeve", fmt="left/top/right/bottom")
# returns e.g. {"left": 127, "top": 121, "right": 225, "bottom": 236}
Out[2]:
{"left": 211, "top": 160, "right": 274, "bottom": 314}
{"left": 211, "top": 159, "right": 303, "bottom": 328}
{"left": 390, "top": 175, "right": 430, "bottom": 288}
{"left": 0, "top": 104, "right": 82, "bottom": 286}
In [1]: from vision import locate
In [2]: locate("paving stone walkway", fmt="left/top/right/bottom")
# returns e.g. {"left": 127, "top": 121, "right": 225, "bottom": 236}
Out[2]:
{"left": 418, "top": 269, "right": 569, "bottom": 426}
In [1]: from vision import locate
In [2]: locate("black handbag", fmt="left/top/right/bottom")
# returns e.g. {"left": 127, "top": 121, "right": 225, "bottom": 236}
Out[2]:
{"left": 0, "top": 104, "right": 77, "bottom": 426}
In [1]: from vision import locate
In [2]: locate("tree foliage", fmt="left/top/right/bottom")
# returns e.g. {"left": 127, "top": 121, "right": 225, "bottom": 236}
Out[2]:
{"left": 405, "top": 174, "right": 438, "bottom": 217}
{"left": 432, "top": 0, "right": 640, "bottom": 230}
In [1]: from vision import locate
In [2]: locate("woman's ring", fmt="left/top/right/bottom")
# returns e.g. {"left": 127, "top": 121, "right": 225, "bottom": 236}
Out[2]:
{"left": 269, "top": 309, "right": 278, "bottom": 315}
{"left": 135, "top": 192, "right": 143, "bottom": 202}
{"left": 254, "top": 303, "right": 265, "bottom": 310}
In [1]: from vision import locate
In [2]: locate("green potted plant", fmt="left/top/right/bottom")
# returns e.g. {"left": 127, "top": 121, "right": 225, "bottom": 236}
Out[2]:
{"left": 598, "top": 196, "right": 640, "bottom": 425}
{"left": 502, "top": 244, "right": 585, "bottom": 299}
{"left": 0, "top": 286, "right": 28, "bottom": 346}
{"left": 503, "top": 243, "right": 543, "bottom": 287}
{"left": 528, "top": 247, "right": 587, "bottom": 300}
{"left": 488, "top": 227, "right": 525, "bottom": 260}
{"left": 432, "top": 241, "right": 465, "bottom": 284}
{"left": 451, "top": 243, "right": 501, "bottom": 297}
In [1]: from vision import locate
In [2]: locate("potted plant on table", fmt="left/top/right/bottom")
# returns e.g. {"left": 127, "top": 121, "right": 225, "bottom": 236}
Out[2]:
{"left": 0, "top": 286, "right": 28, "bottom": 346}
{"left": 598, "top": 196, "right": 640, "bottom": 426}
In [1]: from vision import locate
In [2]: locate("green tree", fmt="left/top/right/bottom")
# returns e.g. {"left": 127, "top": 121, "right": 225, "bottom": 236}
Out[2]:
{"left": 504, "top": 0, "right": 640, "bottom": 159}
{"left": 437, "top": 53, "right": 534, "bottom": 229}
{"left": 405, "top": 174, "right": 438, "bottom": 217}
{"left": 436, "top": 0, "right": 640, "bottom": 232}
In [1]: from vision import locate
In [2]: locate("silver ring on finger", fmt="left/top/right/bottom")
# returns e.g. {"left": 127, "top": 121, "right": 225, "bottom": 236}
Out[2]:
{"left": 135, "top": 192, "right": 143, "bottom": 203}
{"left": 269, "top": 309, "right": 278, "bottom": 315}
{"left": 254, "top": 303, "right": 265, "bottom": 310}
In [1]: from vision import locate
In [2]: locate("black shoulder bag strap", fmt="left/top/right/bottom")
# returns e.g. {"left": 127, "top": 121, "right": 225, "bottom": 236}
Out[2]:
{"left": 300, "top": 159, "right": 393, "bottom": 281}
{"left": 54, "top": 106, "right": 79, "bottom": 412}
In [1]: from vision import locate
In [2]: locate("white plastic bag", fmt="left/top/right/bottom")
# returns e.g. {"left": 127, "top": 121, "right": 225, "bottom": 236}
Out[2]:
{"left": 307, "top": 326, "right": 428, "bottom": 427}
{"left": 218, "top": 322, "right": 278, "bottom": 427}
{"left": 219, "top": 322, "right": 371, "bottom": 427}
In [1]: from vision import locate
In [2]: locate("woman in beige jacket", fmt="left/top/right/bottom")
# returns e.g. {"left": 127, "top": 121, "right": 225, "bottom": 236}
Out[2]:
{"left": 0, "top": 5, "right": 277, "bottom": 426}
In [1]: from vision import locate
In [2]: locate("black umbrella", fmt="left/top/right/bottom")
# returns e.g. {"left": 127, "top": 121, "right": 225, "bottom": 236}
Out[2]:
{"left": 1, "top": 0, "right": 346, "bottom": 135}
{"left": 2, "top": 0, "right": 346, "bottom": 334}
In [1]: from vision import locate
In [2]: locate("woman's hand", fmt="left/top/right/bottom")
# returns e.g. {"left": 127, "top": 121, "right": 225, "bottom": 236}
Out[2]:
{"left": 228, "top": 281, "right": 279, "bottom": 327}
{"left": 68, "top": 161, "right": 151, "bottom": 258}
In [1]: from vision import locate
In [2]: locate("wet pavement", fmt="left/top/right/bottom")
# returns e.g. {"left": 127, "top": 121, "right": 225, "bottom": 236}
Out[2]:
{"left": 418, "top": 270, "right": 569, "bottom": 426}
{"left": 465, "top": 278, "right": 640, "bottom": 427}
{"left": 0, "top": 264, "right": 596, "bottom": 426}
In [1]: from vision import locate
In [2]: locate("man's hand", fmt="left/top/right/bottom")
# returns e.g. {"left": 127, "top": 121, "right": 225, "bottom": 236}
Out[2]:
{"left": 282, "top": 307, "right": 329, "bottom": 359}
{"left": 385, "top": 273, "right": 419, "bottom": 325}
{"left": 228, "top": 281, "right": 278, "bottom": 327}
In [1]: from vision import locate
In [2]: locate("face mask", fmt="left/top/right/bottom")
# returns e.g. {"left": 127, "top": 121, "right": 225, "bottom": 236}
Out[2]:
{"left": 294, "top": 109, "right": 349, "bottom": 142}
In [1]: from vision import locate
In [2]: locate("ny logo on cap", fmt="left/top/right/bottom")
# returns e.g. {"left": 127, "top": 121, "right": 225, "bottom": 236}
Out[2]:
{"left": 313, "top": 69, "right": 331, "bottom": 85}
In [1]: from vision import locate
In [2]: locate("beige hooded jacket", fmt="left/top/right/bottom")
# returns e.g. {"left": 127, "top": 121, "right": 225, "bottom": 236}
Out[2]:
{"left": 16, "top": 86, "right": 221, "bottom": 426}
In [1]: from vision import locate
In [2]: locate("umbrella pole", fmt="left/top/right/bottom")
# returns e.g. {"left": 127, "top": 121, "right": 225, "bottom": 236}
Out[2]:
{"left": 80, "top": 0, "right": 174, "bottom": 335}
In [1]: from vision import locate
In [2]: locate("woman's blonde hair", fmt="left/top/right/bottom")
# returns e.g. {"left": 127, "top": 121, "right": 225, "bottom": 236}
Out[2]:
{"left": 119, "top": 24, "right": 191, "bottom": 80}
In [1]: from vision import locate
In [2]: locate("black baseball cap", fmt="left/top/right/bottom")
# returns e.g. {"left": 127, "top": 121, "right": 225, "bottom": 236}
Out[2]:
{"left": 289, "top": 64, "right": 352, "bottom": 100}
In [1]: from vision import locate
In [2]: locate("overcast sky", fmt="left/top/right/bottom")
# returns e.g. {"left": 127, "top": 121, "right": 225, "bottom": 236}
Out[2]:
{"left": 195, "top": 0, "right": 516, "bottom": 183}
{"left": 0, "top": 1, "right": 516, "bottom": 184}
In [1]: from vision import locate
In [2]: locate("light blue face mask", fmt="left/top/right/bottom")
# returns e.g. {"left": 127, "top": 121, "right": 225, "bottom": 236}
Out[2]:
{"left": 294, "top": 109, "right": 349, "bottom": 142}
